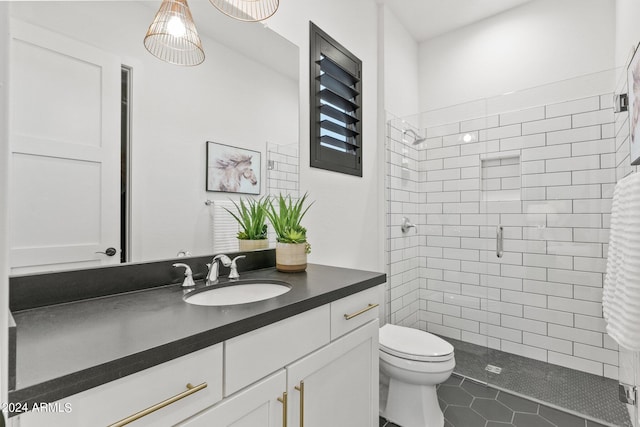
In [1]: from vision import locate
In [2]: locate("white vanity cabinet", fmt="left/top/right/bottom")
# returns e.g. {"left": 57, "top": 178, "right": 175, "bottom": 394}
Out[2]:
{"left": 214, "top": 286, "right": 380, "bottom": 427}
{"left": 223, "top": 305, "right": 331, "bottom": 396}
{"left": 15, "top": 344, "right": 224, "bottom": 427}
{"left": 181, "top": 320, "right": 378, "bottom": 427}
{"left": 286, "top": 320, "right": 379, "bottom": 427}
{"left": 13, "top": 285, "right": 381, "bottom": 427}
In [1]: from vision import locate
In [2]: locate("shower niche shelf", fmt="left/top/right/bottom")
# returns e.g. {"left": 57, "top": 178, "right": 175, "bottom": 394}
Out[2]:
{"left": 480, "top": 153, "right": 521, "bottom": 202}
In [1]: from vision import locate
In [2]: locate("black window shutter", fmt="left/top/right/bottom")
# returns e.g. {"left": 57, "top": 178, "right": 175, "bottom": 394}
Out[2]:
{"left": 310, "top": 22, "right": 362, "bottom": 177}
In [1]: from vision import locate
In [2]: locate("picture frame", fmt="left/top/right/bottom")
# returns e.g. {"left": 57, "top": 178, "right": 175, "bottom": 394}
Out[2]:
{"left": 628, "top": 42, "right": 640, "bottom": 165}
{"left": 206, "top": 141, "right": 261, "bottom": 195}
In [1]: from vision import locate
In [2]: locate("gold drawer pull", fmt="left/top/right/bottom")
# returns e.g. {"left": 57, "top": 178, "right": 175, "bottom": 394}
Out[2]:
{"left": 108, "top": 382, "right": 207, "bottom": 427}
{"left": 344, "top": 303, "right": 379, "bottom": 320}
{"left": 295, "top": 381, "right": 305, "bottom": 427}
{"left": 277, "top": 391, "right": 288, "bottom": 427}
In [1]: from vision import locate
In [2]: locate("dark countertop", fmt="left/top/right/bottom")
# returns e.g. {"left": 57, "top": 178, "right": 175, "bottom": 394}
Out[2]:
{"left": 9, "top": 263, "right": 385, "bottom": 409}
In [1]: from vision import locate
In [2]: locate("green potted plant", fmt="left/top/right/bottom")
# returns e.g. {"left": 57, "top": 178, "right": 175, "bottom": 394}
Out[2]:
{"left": 265, "top": 193, "right": 313, "bottom": 272}
{"left": 224, "top": 197, "right": 269, "bottom": 251}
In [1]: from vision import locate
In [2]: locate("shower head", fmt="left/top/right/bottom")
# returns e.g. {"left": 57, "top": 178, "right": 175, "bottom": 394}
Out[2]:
{"left": 402, "top": 128, "right": 426, "bottom": 145}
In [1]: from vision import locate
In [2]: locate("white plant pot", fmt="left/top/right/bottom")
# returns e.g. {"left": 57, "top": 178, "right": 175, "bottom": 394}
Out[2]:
{"left": 238, "top": 239, "right": 269, "bottom": 251}
{"left": 275, "top": 242, "right": 307, "bottom": 273}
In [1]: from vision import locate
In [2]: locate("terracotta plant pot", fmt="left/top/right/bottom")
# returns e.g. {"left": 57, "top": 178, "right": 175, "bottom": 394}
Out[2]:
{"left": 275, "top": 242, "right": 307, "bottom": 273}
{"left": 238, "top": 239, "right": 269, "bottom": 251}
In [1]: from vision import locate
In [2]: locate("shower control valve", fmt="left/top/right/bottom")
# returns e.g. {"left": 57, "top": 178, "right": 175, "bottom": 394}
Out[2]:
{"left": 401, "top": 217, "right": 417, "bottom": 233}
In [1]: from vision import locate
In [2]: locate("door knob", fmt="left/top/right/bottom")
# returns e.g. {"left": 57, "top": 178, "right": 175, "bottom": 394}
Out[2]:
{"left": 96, "top": 247, "right": 117, "bottom": 256}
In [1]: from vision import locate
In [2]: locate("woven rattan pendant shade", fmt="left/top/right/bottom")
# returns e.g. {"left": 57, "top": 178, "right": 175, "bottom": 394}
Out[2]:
{"left": 209, "top": 0, "right": 279, "bottom": 22}
{"left": 144, "top": 0, "right": 205, "bottom": 66}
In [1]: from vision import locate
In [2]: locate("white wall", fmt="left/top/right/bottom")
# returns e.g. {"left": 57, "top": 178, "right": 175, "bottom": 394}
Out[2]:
{"left": 418, "top": 0, "right": 616, "bottom": 111}
{"left": 615, "top": 0, "right": 640, "bottom": 69}
{"left": 9, "top": 2, "right": 299, "bottom": 262}
{"left": 379, "top": 4, "right": 421, "bottom": 324}
{"left": 381, "top": 5, "right": 420, "bottom": 120}
{"left": 0, "top": 3, "right": 9, "bottom": 419}
{"left": 268, "top": 0, "right": 384, "bottom": 272}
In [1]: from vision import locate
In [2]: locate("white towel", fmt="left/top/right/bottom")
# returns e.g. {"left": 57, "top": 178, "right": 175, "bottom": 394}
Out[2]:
{"left": 208, "top": 200, "right": 239, "bottom": 253}
{"left": 603, "top": 172, "right": 640, "bottom": 351}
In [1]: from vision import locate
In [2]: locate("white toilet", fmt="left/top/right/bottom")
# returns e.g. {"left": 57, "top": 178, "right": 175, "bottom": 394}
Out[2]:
{"left": 379, "top": 324, "right": 455, "bottom": 427}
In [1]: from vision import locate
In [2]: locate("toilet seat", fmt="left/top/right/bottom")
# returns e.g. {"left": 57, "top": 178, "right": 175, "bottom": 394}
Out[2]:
{"left": 379, "top": 324, "right": 454, "bottom": 362}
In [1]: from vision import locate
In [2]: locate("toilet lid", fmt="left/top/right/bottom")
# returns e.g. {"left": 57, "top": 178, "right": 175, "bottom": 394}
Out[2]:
{"left": 379, "top": 324, "right": 454, "bottom": 362}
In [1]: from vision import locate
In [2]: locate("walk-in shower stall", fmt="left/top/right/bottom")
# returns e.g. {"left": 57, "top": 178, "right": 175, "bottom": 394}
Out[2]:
{"left": 385, "top": 69, "right": 639, "bottom": 426}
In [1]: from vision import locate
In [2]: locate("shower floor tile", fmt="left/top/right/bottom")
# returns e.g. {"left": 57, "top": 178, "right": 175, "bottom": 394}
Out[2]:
{"left": 445, "top": 336, "right": 632, "bottom": 427}
{"left": 379, "top": 375, "right": 611, "bottom": 427}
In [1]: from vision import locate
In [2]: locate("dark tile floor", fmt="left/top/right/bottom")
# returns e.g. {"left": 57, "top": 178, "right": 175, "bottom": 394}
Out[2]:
{"left": 446, "top": 336, "right": 631, "bottom": 427}
{"left": 379, "top": 374, "right": 611, "bottom": 427}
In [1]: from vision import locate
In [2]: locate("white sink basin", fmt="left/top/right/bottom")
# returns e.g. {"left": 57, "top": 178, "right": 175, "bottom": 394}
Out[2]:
{"left": 184, "top": 280, "right": 292, "bottom": 306}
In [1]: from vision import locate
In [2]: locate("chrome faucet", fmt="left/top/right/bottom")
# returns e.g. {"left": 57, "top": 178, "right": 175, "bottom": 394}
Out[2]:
{"left": 206, "top": 254, "right": 230, "bottom": 285}
{"left": 173, "top": 263, "right": 196, "bottom": 287}
{"left": 206, "top": 254, "right": 247, "bottom": 284}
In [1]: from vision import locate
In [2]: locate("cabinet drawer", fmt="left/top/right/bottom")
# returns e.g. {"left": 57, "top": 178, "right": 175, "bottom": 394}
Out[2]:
{"left": 330, "top": 286, "right": 380, "bottom": 340}
{"left": 18, "top": 344, "right": 223, "bottom": 427}
{"left": 178, "top": 370, "right": 286, "bottom": 426}
{"left": 225, "top": 305, "right": 330, "bottom": 395}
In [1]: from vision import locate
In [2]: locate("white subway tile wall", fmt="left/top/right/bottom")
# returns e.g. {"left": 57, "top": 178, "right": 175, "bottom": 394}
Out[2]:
{"left": 387, "top": 121, "right": 422, "bottom": 327}
{"left": 266, "top": 142, "right": 299, "bottom": 245}
{"left": 266, "top": 142, "right": 299, "bottom": 199}
{"left": 387, "top": 94, "right": 619, "bottom": 379}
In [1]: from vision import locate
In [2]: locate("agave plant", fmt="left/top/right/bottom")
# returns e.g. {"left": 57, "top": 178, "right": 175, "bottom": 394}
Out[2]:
{"left": 265, "top": 193, "right": 313, "bottom": 250}
{"left": 224, "top": 197, "right": 268, "bottom": 240}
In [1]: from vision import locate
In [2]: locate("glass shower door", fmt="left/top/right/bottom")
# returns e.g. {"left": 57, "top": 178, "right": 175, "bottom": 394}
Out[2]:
{"left": 479, "top": 71, "right": 631, "bottom": 426}
{"left": 413, "top": 98, "right": 493, "bottom": 385}
{"left": 618, "top": 348, "right": 639, "bottom": 426}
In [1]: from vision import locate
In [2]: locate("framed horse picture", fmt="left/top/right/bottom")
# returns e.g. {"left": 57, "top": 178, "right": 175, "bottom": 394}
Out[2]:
{"left": 206, "top": 141, "right": 261, "bottom": 195}
{"left": 629, "top": 42, "right": 640, "bottom": 165}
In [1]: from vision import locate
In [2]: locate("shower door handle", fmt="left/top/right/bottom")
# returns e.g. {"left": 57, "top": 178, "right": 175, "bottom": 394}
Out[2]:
{"left": 496, "top": 226, "right": 504, "bottom": 258}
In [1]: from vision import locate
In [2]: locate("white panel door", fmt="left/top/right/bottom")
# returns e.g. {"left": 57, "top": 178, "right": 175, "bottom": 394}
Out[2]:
{"left": 9, "top": 19, "right": 120, "bottom": 273}
{"left": 286, "top": 321, "right": 379, "bottom": 427}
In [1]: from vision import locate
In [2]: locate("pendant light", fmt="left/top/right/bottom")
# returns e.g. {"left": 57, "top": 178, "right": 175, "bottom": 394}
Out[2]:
{"left": 209, "top": 0, "right": 279, "bottom": 22}
{"left": 144, "top": 0, "right": 205, "bottom": 66}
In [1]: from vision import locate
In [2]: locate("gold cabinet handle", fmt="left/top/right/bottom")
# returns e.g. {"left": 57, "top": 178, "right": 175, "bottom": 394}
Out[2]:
{"left": 294, "top": 381, "right": 304, "bottom": 427}
{"left": 344, "top": 303, "right": 379, "bottom": 320}
{"left": 107, "top": 382, "right": 207, "bottom": 427}
{"left": 277, "top": 391, "right": 288, "bottom": 427}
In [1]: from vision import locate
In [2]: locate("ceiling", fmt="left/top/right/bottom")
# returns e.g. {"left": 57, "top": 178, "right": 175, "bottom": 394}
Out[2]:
{"left": 382, "top": 0, "right": 536, "bottom": 42}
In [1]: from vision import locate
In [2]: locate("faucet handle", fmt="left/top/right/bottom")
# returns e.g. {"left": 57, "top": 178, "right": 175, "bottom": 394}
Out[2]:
{"left": 231, "top": 255, "right": 246, "bottom": 266}
{"left": 173, "top": 263, "right": 196, "bottom": 287}
{"left": 214, "top": 254, "right": 232, "bottom": 267}
{"left": 229, "top": 255, "right": 246, "bottom": 280}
